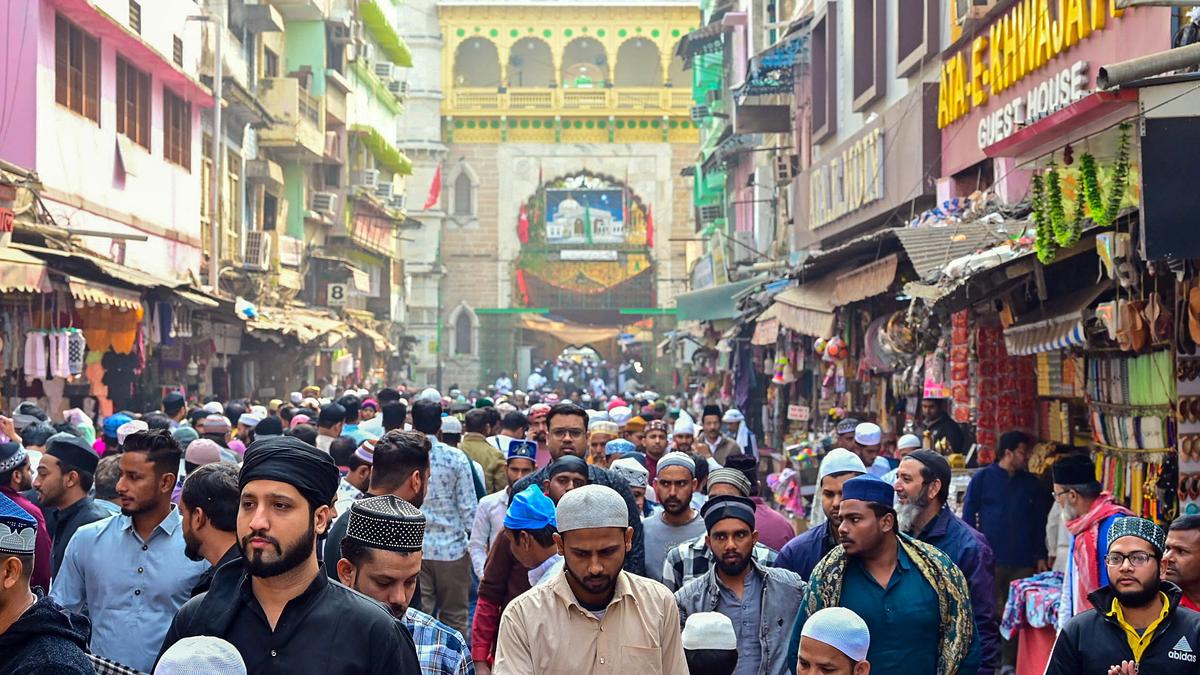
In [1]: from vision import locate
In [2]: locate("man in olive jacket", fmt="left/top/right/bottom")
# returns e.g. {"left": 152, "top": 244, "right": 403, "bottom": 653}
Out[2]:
{"left": 1045, "top": 516, "right": 1200, "bottom": 674}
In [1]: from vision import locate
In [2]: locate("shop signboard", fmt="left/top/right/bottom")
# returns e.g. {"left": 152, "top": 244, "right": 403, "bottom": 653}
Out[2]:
{"left": 787, "top": 404, "right": 810, "bottom": 422}
{"left": 938, "top": 3, "right": 1170, "bottom": 175}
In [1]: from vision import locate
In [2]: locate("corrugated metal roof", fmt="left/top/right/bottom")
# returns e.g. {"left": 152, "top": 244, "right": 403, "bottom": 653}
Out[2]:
{"left": 894, "top": 220, "right": 1024, "bottom": 281}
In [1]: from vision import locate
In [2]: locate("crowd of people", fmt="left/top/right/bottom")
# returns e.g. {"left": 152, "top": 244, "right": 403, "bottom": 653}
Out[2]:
{"left": 1, "top": 384, "right": 1199, "bottom": 674}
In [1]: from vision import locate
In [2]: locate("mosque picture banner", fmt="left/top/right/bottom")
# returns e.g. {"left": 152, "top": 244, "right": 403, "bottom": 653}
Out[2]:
{"left": 544, "top": 188, "right": 627, "bottom": 244}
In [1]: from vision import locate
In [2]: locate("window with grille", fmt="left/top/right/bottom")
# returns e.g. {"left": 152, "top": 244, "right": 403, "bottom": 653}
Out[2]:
{"left": 55, "top": 15, "right": 100, "bottom": 123}
{"left": 128, "top": 1, "right": 141, "bottom": 34}
{"left": 164, "top": 90, "right": 192, "bottom": 168}
{"left": 173, "top": 36, "right": 184, "bottom": 67}
{"left": 116, "top": 57, "right": 151, "bottom": 148}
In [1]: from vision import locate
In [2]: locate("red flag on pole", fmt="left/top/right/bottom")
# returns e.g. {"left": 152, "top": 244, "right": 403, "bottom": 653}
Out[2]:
{"left": 645, "top": 206, "right": 654, "bottom": 249}
{"left": 423, "top": 165, "right": 442, "bottom": 210}
{"left": 517, "top": 203, "right": 530, "bottom": 244}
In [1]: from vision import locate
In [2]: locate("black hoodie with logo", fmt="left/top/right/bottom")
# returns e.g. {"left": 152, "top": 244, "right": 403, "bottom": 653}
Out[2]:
{"left": 0, "top": 593, "right": 94, "bottom": 674}
{"left": 1045, "top": 582, "right": 1200, "bottom": 674}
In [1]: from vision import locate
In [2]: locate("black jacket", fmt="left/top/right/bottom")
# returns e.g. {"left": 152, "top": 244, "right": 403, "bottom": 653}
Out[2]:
{"left": 45, "top": 496, "right": 112, "bottom": 576}
{"left": 1045, "top": 582, "right": 1200, "bottom": 674}
{"left": 0, "top": 593, "right": 94, "bottom": 674}
{"left": 160, "top": 559, "right": 420, "bottom": 674}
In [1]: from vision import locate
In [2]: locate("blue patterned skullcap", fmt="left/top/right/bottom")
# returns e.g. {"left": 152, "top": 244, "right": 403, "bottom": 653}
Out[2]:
{"left": 507, "top": 439, "right": 537, "bottom": 463}
{"left": 0, "top": 490, "right": 37, "bottom": 555}
{"left": 1108, "top": 516, "right": 1166, "bottom": 556}
{"left": 604, "top": 438, "right": 636, "bottom": 457}
{"left": 0, "top": 442, "right": 28, "bottom": 474}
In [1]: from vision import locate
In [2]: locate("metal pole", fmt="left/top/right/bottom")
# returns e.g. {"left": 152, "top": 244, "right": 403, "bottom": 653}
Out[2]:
{"left": 210, "top": 8, "right": 223, "bottom": 292}
{"left": 1098, "top": 42, "right": 1200, "bottom": 89}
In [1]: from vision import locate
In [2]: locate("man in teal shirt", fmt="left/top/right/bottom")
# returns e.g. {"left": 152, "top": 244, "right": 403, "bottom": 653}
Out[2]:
{"left": 787, "top": 474, "right": 980, "bottom": 675}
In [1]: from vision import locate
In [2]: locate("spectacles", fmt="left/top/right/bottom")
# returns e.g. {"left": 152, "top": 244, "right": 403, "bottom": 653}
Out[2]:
{"left": 1052, "top": 490, "right": 1072, "bottom": 499}
{"left": 550, "top": 428, "right": 585, "bottom": 439}
{"left": 1104, "top": 551, "right": 1157, "bottom": 568}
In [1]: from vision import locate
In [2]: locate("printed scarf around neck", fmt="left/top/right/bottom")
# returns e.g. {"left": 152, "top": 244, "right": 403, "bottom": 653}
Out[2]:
{"left": 800, "top": 534, "right": 974, "bottom": 675}
{"left": 1065, "top": 492, "right": 1132, "bottom": 617}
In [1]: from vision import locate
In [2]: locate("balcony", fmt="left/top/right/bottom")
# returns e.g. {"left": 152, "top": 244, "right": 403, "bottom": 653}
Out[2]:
{"left": 444, "top": 87, "right": 694, "bottom": 117}
{"left": 258, "top": 77, "right": 325, "bottom": 163}
{"left": 266, "top": 0, "right": 331, "bottom": 21}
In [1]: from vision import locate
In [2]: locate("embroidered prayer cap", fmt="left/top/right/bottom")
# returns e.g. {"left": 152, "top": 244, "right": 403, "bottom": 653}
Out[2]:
{"left": 184, "top": 439, "right": 224, "bottom": 467}
{"left": 46, "top": 434, "right": 100, "bottom": 474}
{"left": 354, "top": 438, "right": 377, "bottom": 465}
{"left": 440, "top": 415, "right": 462, "bottom": 434}
{"left": 840, "top": 474, "right": 896, "bottom": 508}
{"left": 588, "top": 420, "right": 619, "bottom": 437}
{"left": 707, "top": 468, "right": 752, "bottom": 497}
{"left": 801, "top": 607, "right": 871, "bottom": 662}
{"left": 475, "top": 397, "right": 495, "bottom": 409}
{"left": 610, "top": 457, "right": 648, "bottom": 488}
{"left": 897, "top": 434, "right": 923, "bottom": 451}
{"left": 647, "top": 420, "right": 671, "bottom": 434}
{"left": 0, "top": 442, "right": 29, "bottom": 474}
{"left": 505, "top": 484, "right": 557, "bottom": 531}
{"left": 607, "top": 397, "right": 628, "bottom": 412}
{"left": 854, "top": 423, "right": 882, "bottom": 446}
{"left": 1108, "top": 516, "right": 1167, "bottom": 556}
{"left": 156, "top": 636, "right": 247, "bottom": 675}
{"left": 722, "top": 409, "right": 745, "bottom": 423}
{"left": 507, "top": 439, "right": 537, "bottom": 463}
{"left": 203, "top": 415, "right": 233, "bottom": 434}
{"left": 289, "top": 414, "right": 311, "bottom": 430}
{"left": 604, "top": 438, "right": 636, "bottom": 457}
{"left": 0, "top": 489, "right": 37, "bottom": 555}
{"left": 834, "top": 418, "right": 861, "bottom": 435}
{"left": 556, "top": 484, "right": 628, "bottom": 532}
{"left": 250, "top": 405, "right": 268, "bottom": 420}
{"left": 817, "top": 448, "right": 867, "bottom": 483}
{"left": 701, "top": 494, "right": 756, "bottom": 531}
{"left": 1051, "top": 454, "right": 1097, "bottom": 486}
{"left": 289, "top": 392, "right": 304, "bottom": 405}
{"left": 682, "top": 612, "right": 737, "bottom": 651}
{"left": 657, "top": 452, "right": 696, "bottom": 476}
{"left": 346, "top": 494, "right": 426, "bottom": 553}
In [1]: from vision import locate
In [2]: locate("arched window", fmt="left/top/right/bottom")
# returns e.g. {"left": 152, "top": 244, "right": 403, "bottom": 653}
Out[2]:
{"left": 561, "top": 37, "right": 608, "bottom": 87}
{"left": 615, "top": 38, "right": 662, "bottom": 87}
{"left": 454, "top": 38, "right": 501, "bottom": 87}
{"left": 453, "top": 171, "right": 473, "bottom": 216}
{"left": 667, "top": 49, "right": 688, "bottom": 88}
{"left": 508, "top": 37, "right": 555, "bottom": 87}
{"left": 454, "top": 311, "right": 473, "bottom": 355}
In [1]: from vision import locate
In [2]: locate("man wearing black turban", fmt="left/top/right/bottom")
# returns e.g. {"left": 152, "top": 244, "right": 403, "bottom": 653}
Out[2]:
{"left": 158, "top": 436, "right": 420, "bottom": 673}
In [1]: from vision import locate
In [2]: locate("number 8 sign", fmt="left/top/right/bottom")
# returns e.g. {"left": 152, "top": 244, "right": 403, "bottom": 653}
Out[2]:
{"left": 326, "top": 283, "right": 347, "bottom": 306}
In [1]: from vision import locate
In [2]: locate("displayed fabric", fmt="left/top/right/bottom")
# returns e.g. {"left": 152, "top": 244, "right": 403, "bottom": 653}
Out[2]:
{"left": 1000, "top": 571, "right": 1063, "bottom": 639}
{"left": 23, "top": 332, "right": 46, "bottom": 382}
{"left": 48, "top": 332, "right": 69, "bottom": 379}
{"left": 67, "top": 331, "right": 86, "bottom": 376}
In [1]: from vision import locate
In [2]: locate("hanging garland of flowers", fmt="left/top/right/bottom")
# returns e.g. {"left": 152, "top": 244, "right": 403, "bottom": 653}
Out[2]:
{"left": 1078, "top": 152, "right": 1105, "bottom": 222}
{"left": 1104, "top": 122, "right": 1132, "bottom": 225}
{"left": 1032, "top": 174, "right": 1056, "bottom": 264}
{"left": 1077, "top": 122, "right": 1132, "bottom": 228}
{"left": 1046, "top": 165, "right": 1073, "bottom": 247}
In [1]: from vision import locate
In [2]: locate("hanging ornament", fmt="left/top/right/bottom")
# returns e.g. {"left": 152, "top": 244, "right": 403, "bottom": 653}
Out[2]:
{"left": 1104, "top": 123, "right": 1132, "bottom": 226}
{"left": 1032, "top": 174, "right": 1056, "bottom": 264}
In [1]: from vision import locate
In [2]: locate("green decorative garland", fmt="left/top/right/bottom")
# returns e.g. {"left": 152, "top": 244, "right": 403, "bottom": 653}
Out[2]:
{"left": 1104, "top": 123, "right": 1132, "bottom": 226}
{"left": 1077, "top": 122, "right": 1132, "bottom": 228}
{"left": 1032, "top": 174, "right": 1056, "bottom": 264}
{"left": 1046, "top": 166, "right": 1073, "bottom": 247}
{"left": 1078, "top": 153, "right": 1105, "bottom": 223}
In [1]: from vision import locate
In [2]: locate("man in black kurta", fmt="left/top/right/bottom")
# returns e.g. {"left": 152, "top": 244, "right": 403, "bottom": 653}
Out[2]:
{"left": 157, "top": 436, "right": 420, "bottom": 673}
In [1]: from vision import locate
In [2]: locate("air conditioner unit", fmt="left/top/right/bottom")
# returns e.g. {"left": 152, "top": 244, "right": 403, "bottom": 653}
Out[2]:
{"left": 329, "top": 17, "right": 353, "bottom": 43}
{"left": 374, "top": 62, "right": 395, "bottom": 81}
{"left": 375, "top": 183, "right": 394, "bottom": 200}
{"left": 699, "top": 204, "right": 724, "bottom": 223}
{"left": 310, "top": 191, "right": 338, "bottom": 215}
{"left": 351, "top": 169, "right": 379, "bottom": 190}
{"left": 389, "top": 193, "right": 407, "bottom": 211}
{"left": 774, "top": 154, "right": 799, "bottom": 183}
{"left": 344, "top": 43, "right": 358, "bottom": 62}
{"left": 387, "top": 80, "right": 409, "bottom": 97}
{"left": 361, "top": 44, "right": 376, "bottom": 64}
{"left": 690, "top": 106, "right": 711, "bottom": 122}
{"left": 243, "top": 230, "right": 272, "bottom": 271}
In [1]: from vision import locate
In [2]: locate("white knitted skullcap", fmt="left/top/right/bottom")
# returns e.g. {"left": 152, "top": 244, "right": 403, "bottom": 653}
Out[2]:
{"left": 816, "top": 448, "right": 867, "bottom": 483}
{"left": 156, "top": 636, "right": 247, "bottom": 674}
{"left": 116, "top": 420, "right": 149, "bottom": 446}
{"left": 854, "top": 422, "right": 882, "bottom": 446}
{"left": 682, "top": 612, "right": 737, "bottom": 651}
{"left": 801, "top": 607, "right": 871, "bottom": 662}
{"left": 556, "top": 484, "right": 628, "bottom": 532}
{"left": 897, "top": 434, "right": 922, "bottom": 451}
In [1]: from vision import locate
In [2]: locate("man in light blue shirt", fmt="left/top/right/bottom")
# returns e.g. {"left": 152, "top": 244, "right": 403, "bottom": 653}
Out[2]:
{"left": 50, "top": 430, "right": 207, "bottom": 672}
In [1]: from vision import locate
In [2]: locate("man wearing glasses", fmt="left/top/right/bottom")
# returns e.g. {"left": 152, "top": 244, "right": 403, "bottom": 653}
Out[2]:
{"left": 1044, "top": 516, "right": 1200, "bottom": 674}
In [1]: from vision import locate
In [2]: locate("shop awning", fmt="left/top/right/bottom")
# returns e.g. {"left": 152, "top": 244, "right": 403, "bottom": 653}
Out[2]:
{"left": 677, "top": 21, "right": 730, "bottom": 63}
{"left": 834, "top": 254, "right": 898, "bottom": 305}
{"left": 1003, "top": 282, "right": 1111, "bottom": 356}
{"left": 894, "top": 222, "right": 1017, "bottom": 282}
{"left": 0, "top": 248, "right": 52, "bottom": 293}
{"left": 760, "top": 276, "right": 838, "bottom": 337}
{"left": 675, "top": 275, "right": 768, "bottom": 322}
{"left": 173, "top": 288, "right": 220, "bottom": 308}
{"left": 352, "top": 323, "right": 392, "bottom": 353}
{"left": 519, "top": 314, "right": 624, "bottom": 346}
{"left": 68, "top": 278, "right": 142, "bottom": 310}
{"left": 246, "top": 307, "right": 354, "bottom": 345}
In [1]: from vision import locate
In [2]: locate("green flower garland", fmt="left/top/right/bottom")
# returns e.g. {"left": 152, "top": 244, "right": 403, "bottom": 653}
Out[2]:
{"left": 1046, "top": 166, "right": 1071, "bottom": 247}
{"left": 1078, "top": 152, "right": 1105, "bottom": 224}
{"left": 1104, "top": 123, "right": 1132, "bottom": 226}
{"left": 1032, "top": 174, "right": 1056, "bottom": 264}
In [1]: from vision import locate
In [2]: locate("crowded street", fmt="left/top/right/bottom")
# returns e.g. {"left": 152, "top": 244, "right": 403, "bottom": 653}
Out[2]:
{"left": 5, "top": 0, "right": 1200, "bottom": 674}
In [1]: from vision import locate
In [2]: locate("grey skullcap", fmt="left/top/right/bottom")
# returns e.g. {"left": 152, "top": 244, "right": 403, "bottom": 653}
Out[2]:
{"left": 156, "top": 636, "right": 247, "bottom": 674}
{"left": 556, "top": 484, "right": 628, "bottom": 532}
{"left": 656, "top": 452, "right": 696, "bottom": 476}
{"left": 346, "top": 494, "right": 426, "bottom": 553}
{"left": 707, "top": 468, "right": 752, "bottom": 497}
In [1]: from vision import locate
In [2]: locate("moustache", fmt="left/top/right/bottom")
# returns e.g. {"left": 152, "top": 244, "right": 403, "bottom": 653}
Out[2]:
{"left": 241, "top": 530, "right": 282, "bottom": 554}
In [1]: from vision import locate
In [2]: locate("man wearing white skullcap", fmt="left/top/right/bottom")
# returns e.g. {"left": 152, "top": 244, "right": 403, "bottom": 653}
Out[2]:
{"left": 156, "top": 636, "right": 247, "bottom": 674}
{"left": 682, "top": 612, "right": 739, "bottom": 675}
{"left": 672, "top": 416, "right": 695, "bottom": 453}
{"left": 493, "top": 485, "right": 687, "bottom": 675}
{"left": 116, "top": 420, "right": 149, "bottom": 446}
{"left": 776, "top": 449, "right": 867, "bottom": 580}
{"left": 853, "top": 423, "right": 890, "bottom": 478}
{"left": 797, "top": 607, "right": 871, "bottom": 674}
{"left": 880, "top": 434, "right": 923, "bottom": 485}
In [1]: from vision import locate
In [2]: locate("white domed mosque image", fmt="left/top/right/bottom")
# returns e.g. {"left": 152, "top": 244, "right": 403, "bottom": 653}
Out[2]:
{"left": 545, "top": 189, "right": 626, "bottom": 244}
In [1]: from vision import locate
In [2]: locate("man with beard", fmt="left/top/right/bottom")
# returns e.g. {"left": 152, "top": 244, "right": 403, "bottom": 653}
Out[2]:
{"left": 180, "top": 463, "right": 241, "bottom": 597}
{"left": 894, "top": 450, "right": 999, "bottom": 675}
{"left": 1165, "top": 515, "right": 1200, "bottom": 611}
{"left": 1052, "top": 454, "right": 1133, "bottom": 626}
{"left": 675, "top": 495, "right": 805, "bottom": 675}
{"left": 31, "top": 434, "right": 107, "bottom": 577}
{"left": 337, "top": 495, "right": 472, "bottom": 675}
{"left": 776, "top": 449, "right": 866, "bottom": 580}
{"left": 644, "top": 454, "right": 706, "bottom": 584}
{"left": 1045, "top": 517, "right": 1200, "bottom": 674}
{"left": 672, "top": 416, "right": 696, "bottom": 454}
{"left": 159, "top": 435, "right": 420, "bottom": 673}
{"left": 586, "top": 420, "right": 619, "bottom": 468}
{"left": 324, "top": 430, "right": 432, "bottom": 579}
{"left": 786, "top": 475, "right": 980, "bottom": 675}
{"left": 0, "top": 492, "right": 93, "bottom": 674}
{"left": 698, "top": 405, "right": 742, "bottom": 465}
{"left": 51, "top": 430, "right": 207, "bottom": 671}
{"left": 470, "top": 440, "right": 538, "bottom": 579}
{"left": 0, "top": 442, "right": 49, "bottom": 592}
{"left": 494, "top": 485, "right": 687, "bottom": 674}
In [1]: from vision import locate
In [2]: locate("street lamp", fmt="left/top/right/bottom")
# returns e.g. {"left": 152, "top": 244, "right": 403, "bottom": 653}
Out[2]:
{"left": 185, "top": 10, "right": 223, "bottom": 294}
